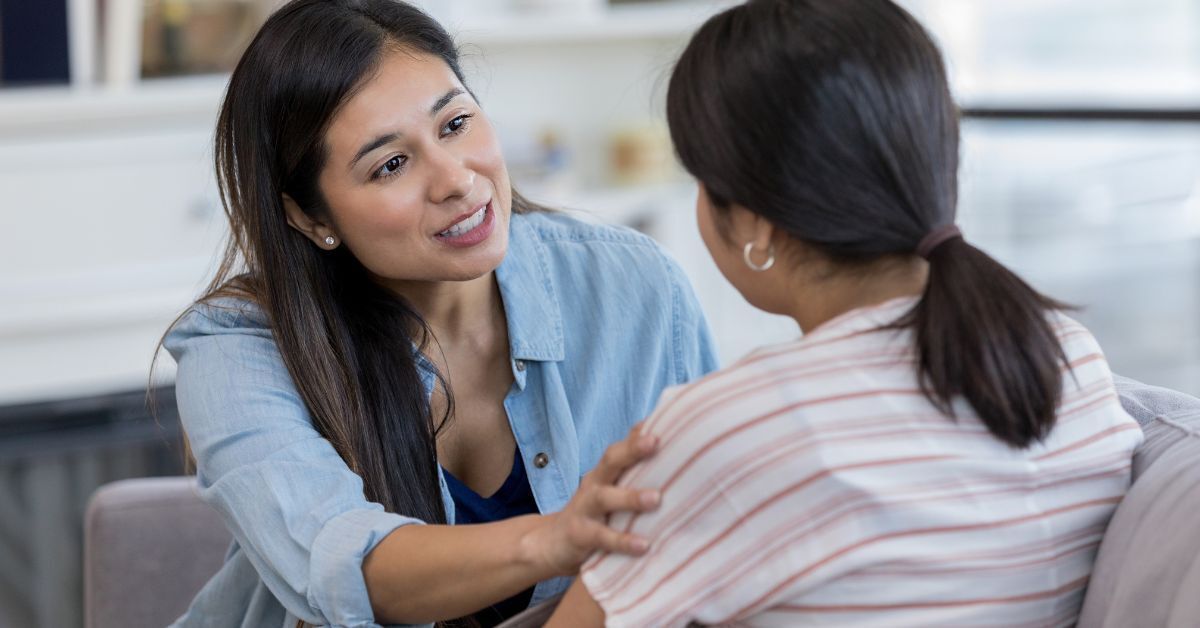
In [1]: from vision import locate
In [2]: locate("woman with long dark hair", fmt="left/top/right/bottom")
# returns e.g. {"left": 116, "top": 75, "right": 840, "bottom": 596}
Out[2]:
{"left": 161, "top": 1, "right": 717, "bottom": 626}
{"left": 548, "top": 0, "right": 1143, "bottom": 625}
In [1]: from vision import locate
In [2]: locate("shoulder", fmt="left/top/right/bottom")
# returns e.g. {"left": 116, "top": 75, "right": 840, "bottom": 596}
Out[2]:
{"left": 163, "top": 296, "right": 305, "bottom": 422}
{"left": 629, "top": 351, "right": 804, "bottom": 482}
{"left": 518, "top": 209, "right": 660, "bottom": 249}
{"left": 512, "top": 212, "right": 700, "bottom": 338}
{"left": 1048, "top": 309, "right": 1093, "bottom": 339}
{"left": 515, "top": 211, "right": 686, "bottom": 283}
{"left": 512, "top": 210, "right": 704, "bottom": 333}
{"left": 163, "top": 297, "right": 274, "bottom": 361}
{"left": 1046, "top": 310, "right": 1112, "bottom": 377}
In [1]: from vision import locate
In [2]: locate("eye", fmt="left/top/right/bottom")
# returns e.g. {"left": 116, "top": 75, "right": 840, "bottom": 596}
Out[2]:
{"left": 374, "top": 155, "right": 406, "bottom": 180}
{"left": 442, "top": 113, "right": 474, "bottom": 137}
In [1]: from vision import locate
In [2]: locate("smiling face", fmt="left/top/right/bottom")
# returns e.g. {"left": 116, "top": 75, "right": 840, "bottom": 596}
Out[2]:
{"left": 298, "top": 47, "right": 512, "bottom": 288}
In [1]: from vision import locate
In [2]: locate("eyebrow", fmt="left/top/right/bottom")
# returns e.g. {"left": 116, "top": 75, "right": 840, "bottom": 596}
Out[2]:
{"left": 430, "top": 88, "right": 465, "bottom": 115}
{"left": 348, "top": 88, "right": 467, "bottom": 171}
{"left": 349, "top": 132, "right": 400, "bottom": 171}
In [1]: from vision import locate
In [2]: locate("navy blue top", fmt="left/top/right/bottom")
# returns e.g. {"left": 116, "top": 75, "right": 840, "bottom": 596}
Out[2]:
{"left": 443, "top": 449, "right": 539, "bottom": 626}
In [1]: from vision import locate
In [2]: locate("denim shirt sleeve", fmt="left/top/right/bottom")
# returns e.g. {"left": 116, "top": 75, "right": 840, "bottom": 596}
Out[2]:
{"left": 664, "top": 252, "right": 721, "bottom": 385}
{"left": 165, "top": 303, "right": 422, "bottom": 627}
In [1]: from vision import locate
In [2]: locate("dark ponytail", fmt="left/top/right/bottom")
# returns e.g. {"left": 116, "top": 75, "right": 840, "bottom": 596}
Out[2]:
{"left": 900, "top": 237, "right": 1071, "bottom": 447}
{"left": 668, "top": 0, "right": 1071, "bottom": 448}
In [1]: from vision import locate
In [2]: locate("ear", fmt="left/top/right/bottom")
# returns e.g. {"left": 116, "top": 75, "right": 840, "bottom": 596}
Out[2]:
{"left": 282, "top": 194, "right": 340, "bottom": 249}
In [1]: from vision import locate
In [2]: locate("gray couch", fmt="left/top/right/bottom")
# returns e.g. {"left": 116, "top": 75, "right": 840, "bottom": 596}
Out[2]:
{"left": 85, "top": 377, "right": 1200, "bottom": 627}
{"left": 84, "top": 476, "right": 230, "bottom": 628}
{"left": 1076, "top": 377, "right": 1200, "bottom": 627}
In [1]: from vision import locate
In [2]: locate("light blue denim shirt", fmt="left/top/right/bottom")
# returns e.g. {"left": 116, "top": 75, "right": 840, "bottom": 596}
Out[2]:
{"left": 164, "top": 211, "right": 719, "bottom": 628}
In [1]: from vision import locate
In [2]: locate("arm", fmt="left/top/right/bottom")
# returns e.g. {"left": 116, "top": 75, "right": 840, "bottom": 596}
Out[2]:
{"left": 363, "top": 515, "right": 550, "bottom": 623}
{"left": 168, "top": 307, "right": 660, "bottom": 625}
{"left": 367, "top": 422, "right": 662, "bottom": 623}
{"left": 545, "top": 578, "right": 605, "bottom": 628}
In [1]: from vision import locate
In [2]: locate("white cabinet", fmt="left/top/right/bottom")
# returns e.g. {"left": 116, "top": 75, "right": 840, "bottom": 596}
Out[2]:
{"left": 0, "top": 81, "right": 226, "bottom": 404}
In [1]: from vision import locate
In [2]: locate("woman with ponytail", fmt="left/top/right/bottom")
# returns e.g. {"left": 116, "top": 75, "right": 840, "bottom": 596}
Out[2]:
{"left": 161, "top": 1, "right": 717, "bottom": 626}
{"left": 549, "top": 1, "right": 1143, "bottom": 625}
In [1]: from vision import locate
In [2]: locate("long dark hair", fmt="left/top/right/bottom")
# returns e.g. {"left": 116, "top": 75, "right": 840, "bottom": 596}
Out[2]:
{"left": 185, "top": 0, "right": 537, "bottom": 526}
{"left": 667, "top": 0, "right": 1070, "bottom": 448}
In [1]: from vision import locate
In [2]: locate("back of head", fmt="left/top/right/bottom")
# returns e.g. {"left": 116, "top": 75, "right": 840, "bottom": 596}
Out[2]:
{"left": 668, "top": 0, "right": 1071, "bottom": 448}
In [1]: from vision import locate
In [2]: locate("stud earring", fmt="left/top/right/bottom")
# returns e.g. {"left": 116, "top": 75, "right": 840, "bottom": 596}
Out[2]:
{"left": 743, "top": 241, "right": 775, "bottom": 272}
{"left": 324, "top": 236, "right": 336, "bottom": 247}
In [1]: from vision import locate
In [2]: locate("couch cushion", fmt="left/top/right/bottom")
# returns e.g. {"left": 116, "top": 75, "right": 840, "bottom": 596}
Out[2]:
{"left": 84, "top": 476, "right": 231, "bottom": 628}
{"left": 1078, "top": 379, "right": 1200, "bottom": 628}
{"left": 1114, "top": 374, "right": 1200, "bottom": 431}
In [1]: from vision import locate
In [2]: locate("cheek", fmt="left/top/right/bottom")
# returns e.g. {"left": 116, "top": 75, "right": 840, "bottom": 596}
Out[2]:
{"left": 318, "top": 188, "right": 430, "bottom": 284}
{"left": 466, "top": 118, "right": 508, "bottom": 179}
{"left": 480, "top": 139, "right": 513, "bottom": 215}
{"left": 338, "top": 186, "right": 425, "bottom": 238}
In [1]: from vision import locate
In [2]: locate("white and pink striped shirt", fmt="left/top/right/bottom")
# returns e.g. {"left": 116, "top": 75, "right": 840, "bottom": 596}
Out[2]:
{"left": 581, "top": 297, "right": 1143, "bottom": 627}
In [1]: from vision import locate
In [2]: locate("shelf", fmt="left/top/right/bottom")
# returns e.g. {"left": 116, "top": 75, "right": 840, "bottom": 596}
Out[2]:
{"left": 444, "top": 1, "right": 736, "bottom": 46}
{"left": 0, "top": 74, "right": 227, "bottom": 135}
{"left": 0, "top": 2, "right": 738, "bottom": 131}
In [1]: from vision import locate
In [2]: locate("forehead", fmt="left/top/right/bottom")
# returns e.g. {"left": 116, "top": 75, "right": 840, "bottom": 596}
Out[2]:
{"left": 325, "top": 49, "right": 464, "bottom": 150}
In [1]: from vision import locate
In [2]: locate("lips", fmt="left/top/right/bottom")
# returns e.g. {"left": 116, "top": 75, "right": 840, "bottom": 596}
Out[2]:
{"left": 433, "top": 200, "right": 497, "bottom": 248}
{"left": 437, "top": 203, "right": 488, "bottom": 238}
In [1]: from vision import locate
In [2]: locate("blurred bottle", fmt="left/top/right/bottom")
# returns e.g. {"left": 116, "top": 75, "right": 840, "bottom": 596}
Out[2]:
{"left": 504, "top": 126, "right": 577, "bottom": 198}
{"left": 609, "top": 121, "right": 676, "bottom": 186}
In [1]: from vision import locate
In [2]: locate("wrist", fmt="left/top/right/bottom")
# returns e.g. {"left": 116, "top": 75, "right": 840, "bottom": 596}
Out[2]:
{"left": 517, "top": 513, "right": 570, "bottom": 579}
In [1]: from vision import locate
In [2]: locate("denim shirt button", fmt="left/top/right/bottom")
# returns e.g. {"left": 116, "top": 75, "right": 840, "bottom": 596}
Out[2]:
{"left": 533, "top": 452, "right": 550, "bottom": 468}
{"left": 514, "top": 359, "right": 527, "bottom": 372}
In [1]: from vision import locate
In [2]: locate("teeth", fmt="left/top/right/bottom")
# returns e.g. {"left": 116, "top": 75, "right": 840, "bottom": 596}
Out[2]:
{"left": 439, "top": 206, "right": 486, "bottom": 238}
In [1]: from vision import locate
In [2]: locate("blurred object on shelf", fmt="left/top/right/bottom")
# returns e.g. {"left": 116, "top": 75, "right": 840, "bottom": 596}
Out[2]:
{"left": 609, "top": 121, "right": 676, "bottom": 186}
{"left": 504, "top": 126, "right": 577, "bottom": 198}
{"left": 0, "top": 0, "right": 71, "bottom": 86}
{"left": 68, "top": 0, "right": 99, "bottom": 86}
{"left": 103, "top": 0, "right": 144, "bottom": 86}
{"left": 140, "top": 0, "right": 263, "bottom": 79}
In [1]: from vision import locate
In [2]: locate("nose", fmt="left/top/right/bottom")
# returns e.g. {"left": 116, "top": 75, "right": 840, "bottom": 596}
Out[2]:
{"left": 426, "top": 144, "right": 475, "bottom": 204}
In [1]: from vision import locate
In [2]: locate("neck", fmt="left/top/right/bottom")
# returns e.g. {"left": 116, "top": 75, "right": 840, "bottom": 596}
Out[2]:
{"left": 383, "top": 272, "right": 505, "bottom": 343}
{"left": 785, "top": 256, "right": 928, "bottom": 333}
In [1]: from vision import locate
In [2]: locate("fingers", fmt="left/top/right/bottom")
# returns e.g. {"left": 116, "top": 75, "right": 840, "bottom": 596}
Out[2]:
{"left": 572, "top": 518, "right": 650, "bottom": 556}
{"left": 590, "top": 484, "right": 661, "bottom": 516}
{"left": 590, "top": 425, "right": 659, "bottom": 486}
{"left": 553, "top": 423, "right": 661, "bottom": 567}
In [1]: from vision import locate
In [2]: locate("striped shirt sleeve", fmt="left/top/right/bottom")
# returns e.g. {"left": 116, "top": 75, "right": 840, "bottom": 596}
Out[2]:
{"left": 578, "top": 380, "right": 873, "bottom": 627}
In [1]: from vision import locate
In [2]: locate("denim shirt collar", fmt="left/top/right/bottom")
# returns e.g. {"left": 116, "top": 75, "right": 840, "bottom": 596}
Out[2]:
{"left": 412, "top": 213, "right": 564, "bottom": 394}
{"left": 495, "top": 213, "right": 565, "bottom": 363}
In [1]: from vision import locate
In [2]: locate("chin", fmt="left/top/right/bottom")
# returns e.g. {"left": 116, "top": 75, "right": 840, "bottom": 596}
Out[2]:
{"left": 442, "top": 266, "right": 497, "bottom": 283}
{"left": 445, "top": 248, "right": 507, "bottom": 282}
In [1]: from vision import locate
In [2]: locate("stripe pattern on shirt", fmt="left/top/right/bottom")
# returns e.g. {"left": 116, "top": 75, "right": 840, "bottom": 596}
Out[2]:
{"left": 580, "top": 297, "right": 1143, "bottom": 628}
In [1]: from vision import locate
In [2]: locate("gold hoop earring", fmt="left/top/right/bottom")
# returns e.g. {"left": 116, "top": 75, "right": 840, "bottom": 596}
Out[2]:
{"left": 743, "top": 242, "right": 775, "bottom": 272}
